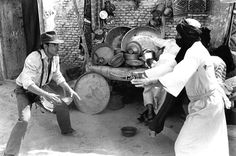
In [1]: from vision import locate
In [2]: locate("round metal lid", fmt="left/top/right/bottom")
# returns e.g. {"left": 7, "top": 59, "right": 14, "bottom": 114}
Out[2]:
{"left": 105, "top": 26, "right": 131, "bottom": 50}
{"left": 121, "top": 26, "right": 164, "bottom": 53}
{"left": 74, "top": 72, "right": 110, "bottom": 114}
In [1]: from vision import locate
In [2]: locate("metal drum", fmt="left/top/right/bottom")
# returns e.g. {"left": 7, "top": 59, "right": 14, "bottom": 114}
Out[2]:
{"left": 121, "top": 26, "right": 164, "bottom": 54}
{"left": 105, "top": 26, "right": 131, "bottom": 49}
{"left": 74, "top": 72, "right": 110, "bottom": 114}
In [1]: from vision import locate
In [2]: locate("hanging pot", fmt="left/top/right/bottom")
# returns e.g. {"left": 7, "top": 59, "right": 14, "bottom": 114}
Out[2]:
{"left": 163, "top": 7, "right": 173, "bottom": 17}
{"left": 151, "top": 3, "right": 165, "bottom": 17}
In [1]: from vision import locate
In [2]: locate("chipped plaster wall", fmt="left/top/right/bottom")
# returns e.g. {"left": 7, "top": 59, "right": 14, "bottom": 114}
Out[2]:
{"left": 206, "top": 0, "right": 231, "bottom": 49}
{"left": 0, "top": 0, "right": 27, "bottom": 80}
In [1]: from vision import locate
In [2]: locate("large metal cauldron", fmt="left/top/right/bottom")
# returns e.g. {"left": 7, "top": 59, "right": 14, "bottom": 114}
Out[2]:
{"left": 121, "top": 26, "right": 164, "bottom": 54}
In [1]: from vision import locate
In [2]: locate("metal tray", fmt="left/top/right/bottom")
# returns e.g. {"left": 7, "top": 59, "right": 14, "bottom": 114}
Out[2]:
{"left": 121, "top": 26, "right": 164, "bottom": 53}
{"left": 105, "top": 26, "right": 131, "bottom": 50}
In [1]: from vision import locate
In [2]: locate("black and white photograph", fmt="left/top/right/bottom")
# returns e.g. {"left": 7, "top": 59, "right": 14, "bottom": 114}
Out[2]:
{"left": 0, "top": 0, "right": 235, "bottom": 156}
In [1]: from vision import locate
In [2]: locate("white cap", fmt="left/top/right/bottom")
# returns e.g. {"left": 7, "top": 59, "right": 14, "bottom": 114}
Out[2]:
{"left": 185, "top": 18, "right": 201, "bottom": 28}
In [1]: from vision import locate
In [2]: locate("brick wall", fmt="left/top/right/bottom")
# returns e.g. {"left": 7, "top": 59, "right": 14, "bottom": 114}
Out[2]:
{"left": 53, "top": 0, "right": 85, "bottom": 68}
{"left": 99, "top": 0, "right": 209, "bottom": 39}
{"left": 104, "top": 0, "right": 157, "bottom": 28}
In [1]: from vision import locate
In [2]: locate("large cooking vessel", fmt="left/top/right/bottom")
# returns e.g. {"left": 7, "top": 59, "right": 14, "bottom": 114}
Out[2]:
{"left": 105, "top": 26, "right": 131, "bottom": 49}
{"left": 121, "top": 26, "right": 164, "bottom": 54}
{"left": 92, "top": 43, "right": 114, "bottom": 65}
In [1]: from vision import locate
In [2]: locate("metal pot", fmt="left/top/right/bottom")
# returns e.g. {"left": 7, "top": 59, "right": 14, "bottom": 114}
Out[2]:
{"left": 124, "top": 53, "right": 139, "bottom": 60}
{"left": 126, "top": 41, "right": 142, "bottom": 54}
{"left": 121, "top": 26, "right": 164, "bottom": 53}
{"left": 143, "top": 49, "right": 155, "bottom": 61}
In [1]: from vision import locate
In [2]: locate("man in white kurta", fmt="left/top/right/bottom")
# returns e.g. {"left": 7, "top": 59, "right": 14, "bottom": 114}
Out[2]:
{"left": 132, "top": 19, "right": 229, "bottom": 156}
{"left": 160, "top": 41, "right": 229, "bottom": 156}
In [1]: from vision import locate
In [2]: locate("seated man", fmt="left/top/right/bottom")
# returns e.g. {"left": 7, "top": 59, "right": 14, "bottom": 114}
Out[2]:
{"left": 137, "top": 39, "right": 180, "bottom": 123}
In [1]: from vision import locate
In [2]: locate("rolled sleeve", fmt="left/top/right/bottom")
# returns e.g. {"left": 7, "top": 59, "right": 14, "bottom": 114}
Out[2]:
{"left": 19, "top": 52, "right": 41, "bottom": 89}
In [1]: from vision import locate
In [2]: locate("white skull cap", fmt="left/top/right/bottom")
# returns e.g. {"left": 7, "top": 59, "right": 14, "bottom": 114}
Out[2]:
{"left": 185, "top": 18, "right": 201, "bottom": 28}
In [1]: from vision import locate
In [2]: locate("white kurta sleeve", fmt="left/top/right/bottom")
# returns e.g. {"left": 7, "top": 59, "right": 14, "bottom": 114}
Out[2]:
{"left": 159, "top": 48, "right": 201, "bottom": 97}
{"left": 145, "top": 53, "right": 177, "bottom": 79}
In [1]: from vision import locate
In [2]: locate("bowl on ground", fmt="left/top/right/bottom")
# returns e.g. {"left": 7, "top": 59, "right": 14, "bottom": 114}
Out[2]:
{"left": 121, "top": 126, "right": 137, "bottom": 137}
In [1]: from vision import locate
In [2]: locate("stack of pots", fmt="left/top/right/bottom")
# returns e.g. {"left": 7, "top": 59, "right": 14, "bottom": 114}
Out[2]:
{"left": 124, "top": 41, "right": 144, "bottom": 67}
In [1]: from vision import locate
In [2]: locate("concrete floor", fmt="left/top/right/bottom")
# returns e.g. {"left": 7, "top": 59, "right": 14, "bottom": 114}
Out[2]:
{"left": 0, "top": 80, "right": 235, "bottom": 156}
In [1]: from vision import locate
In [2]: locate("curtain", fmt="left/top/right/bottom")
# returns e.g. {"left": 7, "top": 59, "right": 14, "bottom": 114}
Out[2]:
{"left": 21, "top": 0, "right": 41, "bottom": 55}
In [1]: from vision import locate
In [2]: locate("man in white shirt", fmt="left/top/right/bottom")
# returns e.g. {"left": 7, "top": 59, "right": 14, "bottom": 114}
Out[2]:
{"left": 4, "top": 31, "right": 81, "bottom": 156}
